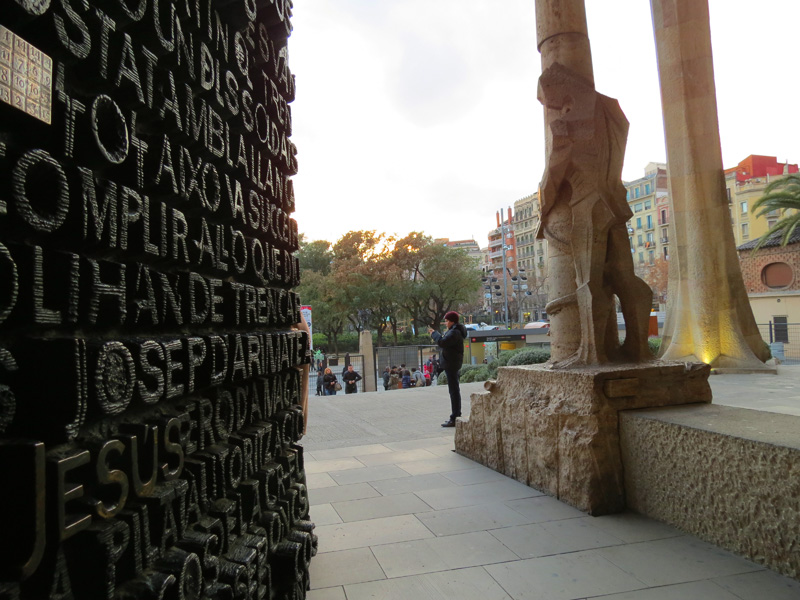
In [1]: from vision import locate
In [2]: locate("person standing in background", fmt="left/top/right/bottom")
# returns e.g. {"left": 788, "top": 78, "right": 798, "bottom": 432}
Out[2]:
{"left": 428, "top": 312, "right": 467, "bottom": 427}
{"left": 382, "top": 366, "right": 391, "bottom": 391}
{"left": 343, "top": 365, "right": 362, "bottom": 394}
{"left": 323, "top": 368, "right": 338, "bottom": 396}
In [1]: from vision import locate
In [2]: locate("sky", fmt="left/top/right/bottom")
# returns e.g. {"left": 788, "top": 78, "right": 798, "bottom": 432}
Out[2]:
{"left": 288, "top": 1, "right": 800, "bottom": 246}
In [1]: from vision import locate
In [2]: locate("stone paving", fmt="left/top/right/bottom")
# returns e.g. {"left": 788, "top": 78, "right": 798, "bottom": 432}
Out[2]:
{"left": 302, "top": 367, "right": 800, "bottom": 599}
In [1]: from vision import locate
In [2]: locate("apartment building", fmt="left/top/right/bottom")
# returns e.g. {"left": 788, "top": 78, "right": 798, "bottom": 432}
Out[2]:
{"left": 514, "top": 192, "right": 549, "bottom": 276}
{"left": 726, "top": 155, "right": 799, "bottom": 246}
{"left": 487, "top": 208, "right": 517, "bottom": 276}
{"left": 625, "top": 162, "right": 669, "bottom": 267}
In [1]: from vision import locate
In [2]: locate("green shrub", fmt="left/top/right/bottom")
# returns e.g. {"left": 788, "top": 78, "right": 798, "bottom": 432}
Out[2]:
{"left": 495, "top": 350, "right": 518, "bottom": 367}
{"left": 311, "top": 332, "right": 360, "bottom": 353}
{"left": 487, "top": 361, "right": 499, "bottom": 379}
{"left": 458, "top": 364, "right": 482, "bottom": 379}
{"left": 454, "top": 365, "right": 493, "bottom": 383}
{"left": 460, "top": 368, "right": 478, "bottom": 383}
{"left": 763, "top": 341, "right": 772, "bottom": 359}
{"left": 507, "top": 349, "right": 551, "bottom": 366}
{"left": 437, "top": 372, "right": 447, "bottom": 385}
{"left": 648, "top": 337, "right": 662, "bottom": 357}
{"left": 470, "top": 365, "right": 491, "bottom": 382}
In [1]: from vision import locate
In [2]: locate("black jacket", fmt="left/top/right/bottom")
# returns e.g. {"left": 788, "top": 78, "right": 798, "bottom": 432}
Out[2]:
{"left": 343, "top": 370, "right": 362, "bottom": 385}
{"left": 431, "top": 323, "right": 468, "bottom": 371}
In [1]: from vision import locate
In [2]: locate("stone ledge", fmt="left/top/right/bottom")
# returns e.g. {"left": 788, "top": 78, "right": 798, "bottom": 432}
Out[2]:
{"left": 621, "top": 404, "right": 800, "bottom": 580}
{"left": 454, "top": 361, "right": 711, "bottom": 515}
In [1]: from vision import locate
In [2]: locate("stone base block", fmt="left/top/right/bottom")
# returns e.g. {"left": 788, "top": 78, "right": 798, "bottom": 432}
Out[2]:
{"left": 454, "top": 361, "right": 711, "bottom": 515}
{"left": 621, "top": 404, "right": 800, "bottom": 580}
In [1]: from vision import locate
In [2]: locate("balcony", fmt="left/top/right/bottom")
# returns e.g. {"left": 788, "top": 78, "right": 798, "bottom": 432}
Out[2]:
{"left": 661, "top": 237, "right": 669, "bottom": 244}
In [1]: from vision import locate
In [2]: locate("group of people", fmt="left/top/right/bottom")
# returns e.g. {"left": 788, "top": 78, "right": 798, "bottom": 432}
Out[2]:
{"left": 382, "top": 365, "right": 426, "bottom": 390}
{"left": 316, "top": 364, "right": 362, "bottom": 396}
{"left": 310, "top": 310, "right": 467, "bottom": 431}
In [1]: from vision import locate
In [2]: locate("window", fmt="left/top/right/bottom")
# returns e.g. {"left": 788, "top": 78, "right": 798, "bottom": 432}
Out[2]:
{"left": 629, "top": 236, "right": 634, "bottom": 249}
{"left": 741, "top": 201, "right": 748, "bottom": 214}
{"left": 648, "top": 250, "right": 655, "bottom": 265}
{"left": 741, "top": 223, "right": 749, "bottom": 239}
{"left": 634, "top": 188, "right": 641, "bottom": 199}
{"left": 636, "top": 217, "right": 642, "bottom": 230}
{"left": 645, "top": 184, "right": 651, "bottom": 194}
{"left": 644, "top": 199, "right": 652, "bottom": 210}
{"left": 646, "top": 215, "right": 653, "bottom": 229}
{"left": 768, "top": 217, "right": 778, "bottom": 229}
{"left": 774, "top": 316, "right": 789, "bottom": 344}
{"left": 637, "top": 234, "right": 643, "bottom": 246}
{"left": 661, "top": 227, "right": 668, "bottom": 243}
{"left": 634, "top": 203, "right": 643, "bottom": 213}
{"left": 663, "top": 247, "right": 669, "bottom": 259}
{"left": 660, "top": 209, "right": 667, "bottom": 225}
{"left": 638, "top": 252, "right": 644, "bottom": 264}
{"left": 646, "top": 232, "right": 654, "bottom": 244}
{"left": 726, "top": 188, "right": 732, "bottom": 204}
{"left": 762, "top": 262, "right": 793, "bottom": 289}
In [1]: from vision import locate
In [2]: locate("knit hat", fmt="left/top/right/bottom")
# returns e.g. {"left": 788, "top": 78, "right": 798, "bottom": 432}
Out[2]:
{"left": 444, "top": 311, "right": 459, "bottom": 323}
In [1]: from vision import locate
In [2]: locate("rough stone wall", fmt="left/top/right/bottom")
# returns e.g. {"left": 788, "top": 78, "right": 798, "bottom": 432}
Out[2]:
{"left": 454, "top": 363, "right": 711, "bottom": 515}
{"left": 738, "top": 243, "right": 800, "bottom": 294}
{"left": 0, "top": 2, "right": 315, "bottom": 599}
{"left": 621, "top": 405, "right": 800, "bottom": 580}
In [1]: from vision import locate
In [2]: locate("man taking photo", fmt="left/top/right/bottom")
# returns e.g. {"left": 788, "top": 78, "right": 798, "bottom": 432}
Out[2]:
{"left": 428, "top": 312, "right": 468, "bottom": 427}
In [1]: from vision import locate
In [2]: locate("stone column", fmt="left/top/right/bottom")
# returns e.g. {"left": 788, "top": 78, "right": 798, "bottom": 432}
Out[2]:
{"left": 651, "top": 0, "right": 770, "bottom": 369}
{"left": 359, "top": 330, "right": 377, "bottom": 392}
{"left": 535, "top": 0, "right": 591, "bottom": 362}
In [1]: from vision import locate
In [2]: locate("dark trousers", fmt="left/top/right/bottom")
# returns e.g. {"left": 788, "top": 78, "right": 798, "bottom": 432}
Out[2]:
{"left": 445, "top": 368, "right": 461, "bottom": 422}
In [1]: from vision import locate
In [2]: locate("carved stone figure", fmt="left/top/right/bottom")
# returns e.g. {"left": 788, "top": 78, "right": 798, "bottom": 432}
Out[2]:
{"left": 536, "top": 1, "right": 652, "bottom": 367}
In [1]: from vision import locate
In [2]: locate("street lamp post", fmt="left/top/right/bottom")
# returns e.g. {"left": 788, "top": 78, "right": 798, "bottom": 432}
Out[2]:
{"left": 510, "top": 269, "right": 530, "bottom": 325}
{"left": 500, "top": 208, "right": 510, "bottom": 329}
{"left": 481, "top": 275, "right": 503, "bottom": 325}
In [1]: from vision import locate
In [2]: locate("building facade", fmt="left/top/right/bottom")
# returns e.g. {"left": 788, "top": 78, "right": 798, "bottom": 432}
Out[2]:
{"left": 624, "top": 162, "right": 669, "bottom": 267}
{"left": 514, "top": 193, "right": 538, "bottom": 274}
{"left": 487, "top": 208, "right": 517, "bottom": 275}
{"left": 726, "top": 155, "right": 799, "bottom": 247}
{"left": 435, "top": 238, "right": 483, "bottom": 262}
{"left": 738, "top": 231, "right": 800, "bottom": 361}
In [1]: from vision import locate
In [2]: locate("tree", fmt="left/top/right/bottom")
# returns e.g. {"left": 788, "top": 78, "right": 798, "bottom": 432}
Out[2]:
{"left": 296, "top": 230, "right": 482, "bottom": 348}
{"left": 296, "top": 270, "right": 347, "bottom": 353}
{"left": 751, "top": 174, "right": 800, "bottom": 250}
{"left": 636, "top": 257, "right": 669, "bottom": 307}
{"left": 528, "top": 265, "right": 550, "bottom": 320}
{"left": 331, "top": 231, "right": 404, "bottom": 345}
{"left": 297, "top": 235, "right": 334, "bottom": 274}
{"left": 392, "top": 235, "right": 481, "bottom": 331}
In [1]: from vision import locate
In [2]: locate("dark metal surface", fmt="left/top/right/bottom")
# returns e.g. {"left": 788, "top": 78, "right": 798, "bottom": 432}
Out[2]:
{"left": 0, "top": 1, "right": 313, "bottom": 598}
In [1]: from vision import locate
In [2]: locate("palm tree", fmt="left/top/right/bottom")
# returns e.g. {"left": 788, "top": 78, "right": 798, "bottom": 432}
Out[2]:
{"left": 751, "top": 174, "right": 800, "bottom": 250}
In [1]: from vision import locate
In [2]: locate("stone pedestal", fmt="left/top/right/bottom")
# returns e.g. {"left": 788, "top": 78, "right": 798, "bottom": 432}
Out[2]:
{"left": 454, "top": 362, "right": 711, "bottom": 515}
{"left": 359, "top": 331, "right": 377, "bottom": 392}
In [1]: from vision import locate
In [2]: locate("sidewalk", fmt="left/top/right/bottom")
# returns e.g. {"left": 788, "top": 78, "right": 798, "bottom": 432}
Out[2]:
{"left": 303, "top": 368, "right": 800, "bottom": 599}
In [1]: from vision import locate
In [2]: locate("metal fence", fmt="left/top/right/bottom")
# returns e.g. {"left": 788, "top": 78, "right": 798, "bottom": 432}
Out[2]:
{"left": 757, "top": 322, "right": 800, "bottom": 365}
{"left": 375, "top": 345, "right": 439, "bottom": 390}
{"left": 311, "top": 353, "right": 367, "bottom": 394}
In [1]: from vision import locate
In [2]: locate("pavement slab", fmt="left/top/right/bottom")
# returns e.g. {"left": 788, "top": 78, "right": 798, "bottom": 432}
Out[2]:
{"left": 299, "top": 367, "right": 800, "bottom": 600}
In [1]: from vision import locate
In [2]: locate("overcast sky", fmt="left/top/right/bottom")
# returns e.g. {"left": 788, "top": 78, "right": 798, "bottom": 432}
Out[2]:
{"left": 289, "top": 1, "right": 799, "bottom": 246}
